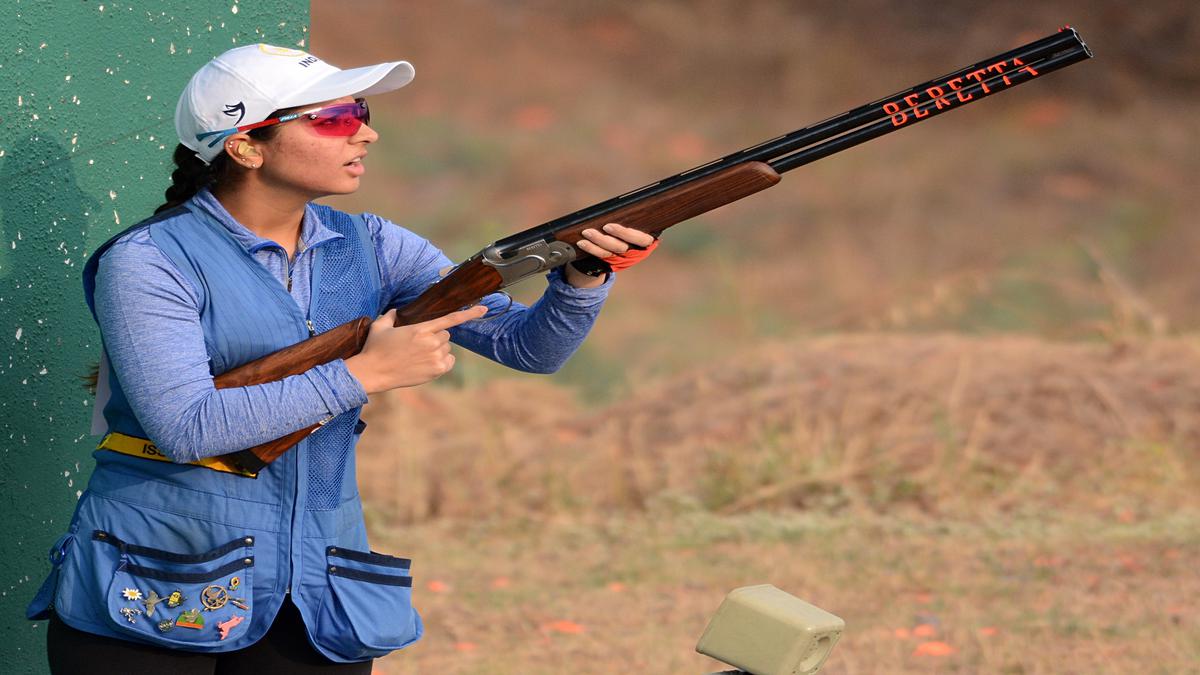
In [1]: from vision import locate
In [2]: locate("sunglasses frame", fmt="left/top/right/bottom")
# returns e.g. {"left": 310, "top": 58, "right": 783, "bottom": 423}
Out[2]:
{"left": 196, "top": 97, "right": 370, "bottom": 149}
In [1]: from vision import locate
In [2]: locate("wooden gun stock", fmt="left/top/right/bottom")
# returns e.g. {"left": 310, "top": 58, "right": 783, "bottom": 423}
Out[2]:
{"left": 213, "top": 316, "right": 372, "bottom": 472}
{"left": 550, "top": 162, "right": 780, "bottom": 253}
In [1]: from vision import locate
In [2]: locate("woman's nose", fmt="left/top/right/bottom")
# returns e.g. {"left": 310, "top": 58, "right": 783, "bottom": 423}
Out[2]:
{"left": 356, "top": 123, "right": 379, "bottom": 143}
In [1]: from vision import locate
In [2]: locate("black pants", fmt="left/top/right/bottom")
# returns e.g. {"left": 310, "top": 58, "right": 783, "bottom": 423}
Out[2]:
{"left": 47, "top": 598, "right": 373, "bottom": 674}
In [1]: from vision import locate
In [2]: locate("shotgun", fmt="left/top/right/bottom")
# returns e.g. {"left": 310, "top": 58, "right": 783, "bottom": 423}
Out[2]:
{"left": 216, "top": 27, "right": 1092, "bottom": 475}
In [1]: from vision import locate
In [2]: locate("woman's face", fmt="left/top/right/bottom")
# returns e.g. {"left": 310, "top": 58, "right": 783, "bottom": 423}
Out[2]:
{"left": 242, "top": 95, "right": 378, "bottom": 199}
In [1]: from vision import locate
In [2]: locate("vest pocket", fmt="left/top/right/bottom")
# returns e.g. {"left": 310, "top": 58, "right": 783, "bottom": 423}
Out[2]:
{"left": 96, "top": 530, "right": 255, "bottom": 648}
{"left": 313, "top": 546, "right": 422, "bottom": 660}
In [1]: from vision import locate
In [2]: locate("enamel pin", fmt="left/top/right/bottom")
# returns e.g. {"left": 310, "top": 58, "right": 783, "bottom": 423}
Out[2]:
{"left": 217, "top": 615, "right": 244, "bottom": 640}
{"left": 142, "top": 590, "right": 164, "bottom": 618}
{"left": 120, "top": 587, "right": 143, "bottom": 602}
{"left": 176, "top": 608, "right": 204, "bottom": 629}
{"left": 200, "top": 585, "right": 229, "bottom": 611}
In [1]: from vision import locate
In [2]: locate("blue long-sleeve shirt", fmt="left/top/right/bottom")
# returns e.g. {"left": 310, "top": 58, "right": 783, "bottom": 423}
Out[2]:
{"left": 91, "top": 187, "right": 613, "bottom": 463}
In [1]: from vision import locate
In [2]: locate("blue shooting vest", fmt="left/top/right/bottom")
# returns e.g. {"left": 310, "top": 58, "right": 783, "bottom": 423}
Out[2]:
{"left": 26, "top": 199, "right": 422, "bottom": 662}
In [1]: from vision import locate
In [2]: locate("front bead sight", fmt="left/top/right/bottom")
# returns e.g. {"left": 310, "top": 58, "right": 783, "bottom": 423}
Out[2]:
{"left": 481, "top": 237, "right": 577, "bottom": 286}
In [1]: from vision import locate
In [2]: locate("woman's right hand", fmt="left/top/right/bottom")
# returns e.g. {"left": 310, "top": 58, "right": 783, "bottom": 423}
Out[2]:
{"left": 344, "top": 305, "right": 488, "bottom": 395}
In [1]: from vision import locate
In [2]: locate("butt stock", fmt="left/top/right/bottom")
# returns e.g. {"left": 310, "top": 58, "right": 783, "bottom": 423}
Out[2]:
{"left": 212, "top": 316, "right": 373, "bottom": 388}
{"left": 212, "top": 316, "right": 372, "bottom": 473}
{"left": 207, "top": 27, "right": 1090, "bottom": 476}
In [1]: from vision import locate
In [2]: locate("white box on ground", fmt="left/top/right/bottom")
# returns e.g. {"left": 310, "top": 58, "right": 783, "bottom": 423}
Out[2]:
{"left": 696, "top": 584, "right": 844, "bottom": 675}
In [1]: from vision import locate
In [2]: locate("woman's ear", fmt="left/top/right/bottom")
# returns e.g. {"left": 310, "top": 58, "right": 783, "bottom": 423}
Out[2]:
{"left": 223, "top": 136, "right": 262, "bottom": 168}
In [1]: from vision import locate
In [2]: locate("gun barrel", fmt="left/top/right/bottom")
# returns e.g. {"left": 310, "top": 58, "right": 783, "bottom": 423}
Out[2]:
{"left": 769, "top": 41, "right": 1092, "bottom": 173}
{"left": 491, "top": 27, "right": 1090, "bottom": 252}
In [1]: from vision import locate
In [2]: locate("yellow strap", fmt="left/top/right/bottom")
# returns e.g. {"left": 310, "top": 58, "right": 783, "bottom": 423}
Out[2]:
{"left": 98, "top": 431, "right": 258, "bottom": 478}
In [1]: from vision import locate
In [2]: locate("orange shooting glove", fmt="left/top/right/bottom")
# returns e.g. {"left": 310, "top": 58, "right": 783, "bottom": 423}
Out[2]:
{"left": 570, "top": 233, "right": 661, "bottom": 277}
{"left": 606, "top": 237, "right": 660, "bottom": 271}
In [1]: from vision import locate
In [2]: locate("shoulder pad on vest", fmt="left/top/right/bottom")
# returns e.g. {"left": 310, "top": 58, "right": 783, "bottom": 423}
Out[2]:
{"left": 82, "top": 204, "right": 194, "bottom": 319}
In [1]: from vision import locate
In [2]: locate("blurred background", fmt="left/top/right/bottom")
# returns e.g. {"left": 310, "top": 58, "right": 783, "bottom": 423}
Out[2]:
{"left": 311, "top": 1, "right": 1198, "bottom": 672}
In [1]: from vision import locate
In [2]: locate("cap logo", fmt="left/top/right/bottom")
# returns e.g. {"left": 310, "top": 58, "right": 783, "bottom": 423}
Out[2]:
{"left": 298, "top": 56, "right": 319, "bottom": 68}
{"left": 257, "top": 45, "right": 308, "bottom": 57}
{"left": 223, "top": 102, "right": 246, "bottom": 126}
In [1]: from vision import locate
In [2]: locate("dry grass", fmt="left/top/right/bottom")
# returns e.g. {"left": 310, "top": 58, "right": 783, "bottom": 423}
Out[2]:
{"left": 357, "top": 335, "right": 1200, "bottom": 523}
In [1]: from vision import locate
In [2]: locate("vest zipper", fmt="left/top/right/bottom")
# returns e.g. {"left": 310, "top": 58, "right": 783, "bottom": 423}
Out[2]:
{"left": 285, "top": 240, "right": 305, "bottom": 293}
{"left": 288, "top": 240, "right": 311, "bottom": 597}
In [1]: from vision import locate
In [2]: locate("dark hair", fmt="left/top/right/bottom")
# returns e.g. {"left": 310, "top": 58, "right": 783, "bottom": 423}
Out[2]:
{"left": 81, "top": 109, "right": 290, "bottom": 393}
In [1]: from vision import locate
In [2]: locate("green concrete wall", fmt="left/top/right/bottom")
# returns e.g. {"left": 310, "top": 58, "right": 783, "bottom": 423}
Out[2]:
{"left": 0, "top": 2, "right": 308, "bottom": 671}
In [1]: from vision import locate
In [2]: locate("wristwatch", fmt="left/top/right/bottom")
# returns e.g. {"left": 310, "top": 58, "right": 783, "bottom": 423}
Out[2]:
{"left": 569, "top": 257, "right": 612, "bottom": 277}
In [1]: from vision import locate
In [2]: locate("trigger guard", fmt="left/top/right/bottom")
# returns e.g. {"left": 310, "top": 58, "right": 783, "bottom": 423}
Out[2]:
{"left": 464, "top": 292, "right": 513, "bottom": 322}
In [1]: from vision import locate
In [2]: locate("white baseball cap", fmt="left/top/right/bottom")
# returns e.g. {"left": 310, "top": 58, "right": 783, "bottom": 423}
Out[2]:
{"left": 175, "top": 43, "right": 415, "bottom": 164}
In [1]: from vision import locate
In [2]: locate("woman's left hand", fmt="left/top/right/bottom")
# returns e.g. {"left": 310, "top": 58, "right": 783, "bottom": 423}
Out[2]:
{"left": 565, "top": 223, "right": 659, "bottom": 288}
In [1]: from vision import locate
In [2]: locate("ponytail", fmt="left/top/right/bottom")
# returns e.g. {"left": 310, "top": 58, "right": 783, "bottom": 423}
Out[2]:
{"left": 83, "top": 109, "right": 292, "bottom": 392}
{"left": 153, "top": 145, "right": 230, "bottom": 214}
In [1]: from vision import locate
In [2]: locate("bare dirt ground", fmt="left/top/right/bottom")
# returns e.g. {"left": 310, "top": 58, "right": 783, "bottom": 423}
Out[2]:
{"left": 367, "top": 510, "right": 1198, "bottom": 674}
